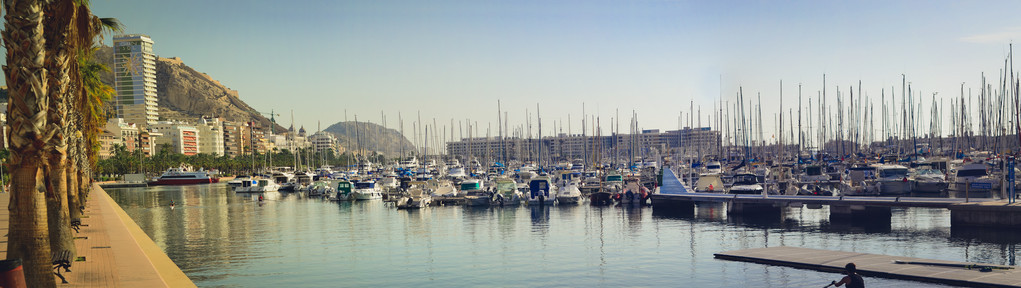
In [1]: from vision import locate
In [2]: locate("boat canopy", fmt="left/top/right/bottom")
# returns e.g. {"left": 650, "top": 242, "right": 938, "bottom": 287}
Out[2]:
{"left": 354, "top": 181, "right": 375, "bottom": 189}
{"left": 460, "top": 181, "right": 482, "bottom": 191}
{"left": 337, "top": 181, "right": 352, "bottom": 192}
{"left": 529, "top": 179, "right": 551, "bottom": 197}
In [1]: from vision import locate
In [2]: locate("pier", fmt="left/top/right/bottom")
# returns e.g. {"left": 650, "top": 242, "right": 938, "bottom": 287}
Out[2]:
{"left": 653, "top": 168, "right": 1021, "bottom": 228}
{"left": 0, "top": 184, "right": 194, "bottom": 287}
{"left": 715, "top": 246, "right": 1021, "bottom": 287}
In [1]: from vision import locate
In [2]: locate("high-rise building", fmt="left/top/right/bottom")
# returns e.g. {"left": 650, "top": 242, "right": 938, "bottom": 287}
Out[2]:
{"left": 113, "top": 34, "right": 158, "bottom": 126}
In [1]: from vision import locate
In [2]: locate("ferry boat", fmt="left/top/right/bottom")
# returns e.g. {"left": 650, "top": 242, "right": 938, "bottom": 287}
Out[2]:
{"left": 149, "top": 166, "right": 219, "bottom": 185}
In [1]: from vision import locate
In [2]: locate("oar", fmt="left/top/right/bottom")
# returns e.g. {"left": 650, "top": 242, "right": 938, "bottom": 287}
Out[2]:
{"left": 893, "top": 260, "right": 1013, "bottom": 271}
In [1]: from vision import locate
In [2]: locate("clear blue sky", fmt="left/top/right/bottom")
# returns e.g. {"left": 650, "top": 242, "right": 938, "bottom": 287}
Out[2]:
{"left": 14, "top": 1, "right": 1021, "bottom": 145}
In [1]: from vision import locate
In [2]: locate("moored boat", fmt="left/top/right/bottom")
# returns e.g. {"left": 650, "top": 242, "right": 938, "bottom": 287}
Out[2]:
{"left": 149, "top": 165, "right": 219, "bottom": 185}
{"left": 353, "top": 180, "right": 383, "bottom": 200}
{"left": 527, "top": 175, "right": 557, "bottom": 205}
{"left": 462, "top": 179, "right": 491, "bottom": 206}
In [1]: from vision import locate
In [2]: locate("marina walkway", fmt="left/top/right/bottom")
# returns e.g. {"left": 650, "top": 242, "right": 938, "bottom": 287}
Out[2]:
{"left": 716, "top": 246, "right": 1021, "bottom": 287}
{"left": 0, "top": 184, "right": 194, "bottom": 287}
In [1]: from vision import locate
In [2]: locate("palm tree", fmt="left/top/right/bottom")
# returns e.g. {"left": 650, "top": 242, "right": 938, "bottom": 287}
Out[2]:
{"left": 3, "top": 0, "right": 57, "bottom": 285}
{"left": 42, "top": 0, "right": 81, "bottom": 260}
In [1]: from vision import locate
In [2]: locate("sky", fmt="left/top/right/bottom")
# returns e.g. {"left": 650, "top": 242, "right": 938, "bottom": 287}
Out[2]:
{"left": 11, "top": 0, "right": 1021, "bottom": 146}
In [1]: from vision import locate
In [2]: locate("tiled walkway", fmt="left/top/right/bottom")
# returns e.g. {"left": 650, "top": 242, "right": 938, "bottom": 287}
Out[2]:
{"left": 0, "top": 184, "right": 194, "bottom": 287}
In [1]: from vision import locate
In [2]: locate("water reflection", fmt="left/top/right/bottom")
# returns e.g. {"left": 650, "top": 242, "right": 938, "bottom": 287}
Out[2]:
{"left": 106, "top": 184, "right": 1018, "bottom": 287}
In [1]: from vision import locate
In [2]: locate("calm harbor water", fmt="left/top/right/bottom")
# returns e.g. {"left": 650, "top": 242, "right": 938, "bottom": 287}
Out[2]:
{"left": 106, "top": 184, "right": 1020, "bottom": 287}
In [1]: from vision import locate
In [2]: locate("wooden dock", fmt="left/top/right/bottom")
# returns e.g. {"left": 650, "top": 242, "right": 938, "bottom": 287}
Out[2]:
{"left": 715, "top": 246, "right": 1021, "bottom": 287}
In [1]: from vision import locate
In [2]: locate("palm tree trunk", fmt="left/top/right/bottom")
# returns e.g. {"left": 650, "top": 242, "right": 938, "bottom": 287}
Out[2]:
{"left": 67, "top": 136, "right": 81, "bottom": 220}
{"left": 43, "top": 0, "right": 76, "bottom": 258}
{"left": 3, "top": 0, "right": 57, "bottom": 286}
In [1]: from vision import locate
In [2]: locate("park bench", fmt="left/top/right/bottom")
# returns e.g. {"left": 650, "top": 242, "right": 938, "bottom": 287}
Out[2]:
{"left": 71, "top": 218, "right": 81, "bottom": 233}
{"left": 52, "top": 250, "right": 72, "bottom": 283}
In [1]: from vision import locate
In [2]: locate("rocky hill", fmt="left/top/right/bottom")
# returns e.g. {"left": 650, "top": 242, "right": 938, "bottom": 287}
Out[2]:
{"left": 324, "top": 121, "right": 415, "bottom": 157}
{"left": 95, "top": 46, "right": 282, "bottom": 130}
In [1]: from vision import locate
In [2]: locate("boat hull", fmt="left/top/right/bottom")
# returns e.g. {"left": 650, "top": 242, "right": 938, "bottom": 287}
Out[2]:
{"left": 354, "top": 193, "right": 382, "bottom": 200}
{"left": 149, "top": 178, "right": 219, "bottom": 186}
{"left": 913, "top": 181, "right": 947, "bottom": 194}
{"left": 589, "top": 192, "right": 613, "bottom": 206}
{"left": 556, "top": 196, "right": 581, "bottom": 204}
{"left": 465, "top": 196, "right": 492, "bottom": 206}
{"left": 878, "top": 180, "right": 912, "bottom": 196}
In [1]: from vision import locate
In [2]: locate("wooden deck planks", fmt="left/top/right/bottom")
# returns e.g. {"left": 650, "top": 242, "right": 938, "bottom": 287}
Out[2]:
{"left": 715, "top": 246, "right": 1021, "bottom": 287}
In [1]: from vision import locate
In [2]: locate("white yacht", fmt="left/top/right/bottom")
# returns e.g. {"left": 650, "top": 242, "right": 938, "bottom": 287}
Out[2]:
{"left": 728, "top": 173, "right": 765, "bottom": 195}
{"left": 799, "top": 165, "right": 831, "bottom": 182}
{"left": 272, "top": 171, "right": 296, "bottom": 191}
{"left": 235, "top": 178, "right": 280, "bottom": 193}
{"left": 227, "top": 175, "right": 251, "bottom": 189}
{"left": 911, "top": 167, "right": 948, "bottom": 195}
{"left": 307, "top": 180, "right": 334, "bottom": 197}
{"left": 556, "top": 181, "right": 582, "bottom": 204}
{"left": 401, "top": 157, "right": 419, "bottom": 169}
{"left": 876, "top": 164, "right": 912, "bottom": 196}
{"left": 951, "top": 163, "right": 999, "bottom": 198}
{"left": 448, "top": 166, "right": 467, "bottom": 178}
{"left": 352, "top": 180, "right": 383, "bottom": 200}
{"left": 294, "top": 172, "right": 314, "bottom": 191}
{"left": 396, "top": 183, "right": 431, "bottom": 209}
{"left": 705, "top": 161, "right": 723, "bottom": 175}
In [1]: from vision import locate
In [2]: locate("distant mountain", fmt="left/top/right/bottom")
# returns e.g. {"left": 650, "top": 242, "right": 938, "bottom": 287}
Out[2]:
{"left": 323, "top": 121, "right": 414, "bottom": 157}
{"left": 95, "top": 46, "right": 282, "bottom": 131}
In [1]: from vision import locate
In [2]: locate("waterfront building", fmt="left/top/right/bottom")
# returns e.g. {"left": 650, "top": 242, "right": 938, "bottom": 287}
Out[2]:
{"left": 150, "top": 121, "right": 200, "bottom": 155}
{"left": 197, "top": 117, "right": 225, "bottom": 156}
{"left": 113, "top": 34, "right": 158, "bottom": 127}
{"left": 104, "top": 118, "right": 141, "bottom": 153}
{"left": 251, "top": 123, "right": 269, "bottom": 154}
{"left": 445, "top": 127, "right": 722, "bottom": 162}
{"left": 97, "top": 129, "right": 118, "bottom": 159}
{"left": 308, "top": 131, "right": 339, "bottom": 155}
{"left": 664, "top": 127, "right": 723, "bottom": 158}
{"left": 222, "top": 121, "right": 250, "bottom": 157}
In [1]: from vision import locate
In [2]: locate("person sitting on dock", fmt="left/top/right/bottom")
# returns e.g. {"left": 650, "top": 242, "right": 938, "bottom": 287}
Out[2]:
{"left": 831, "top": 262, "right": 864, "bottom": 288}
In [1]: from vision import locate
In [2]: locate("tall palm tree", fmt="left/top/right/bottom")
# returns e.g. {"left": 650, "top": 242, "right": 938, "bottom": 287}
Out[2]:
{"left": 43, "top": 0, "right": 120, "bottom": 255}
{"left": 3, "top": 0, "right": 57, "bottom": 286}
{"left": 42, "top": 0, "right": 79, "bottom": 259}
{"left": 74, "top": 15, "right": 120, "bottom": 211}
